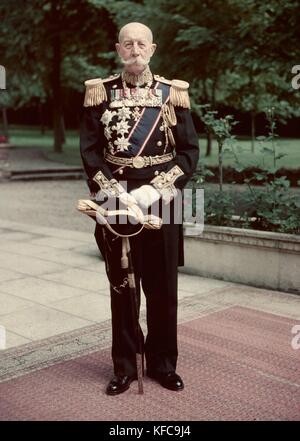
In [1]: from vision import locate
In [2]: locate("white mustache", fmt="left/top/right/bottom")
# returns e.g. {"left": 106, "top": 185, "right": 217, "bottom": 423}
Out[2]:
{"left": 120, "top": 55, "right": 151, "bottom": 66}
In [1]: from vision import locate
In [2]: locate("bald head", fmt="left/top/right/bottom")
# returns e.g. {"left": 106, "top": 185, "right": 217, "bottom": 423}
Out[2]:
{"left": 118, "top": 22, "right": 153, "bottom": 44}
{"left": 116, "top": 22, "right": 156, "bottom": 74}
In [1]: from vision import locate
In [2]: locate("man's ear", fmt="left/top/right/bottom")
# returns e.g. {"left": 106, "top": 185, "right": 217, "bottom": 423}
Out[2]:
{"left": 115, "top": 43, "right": 120, "bottom": 54}
{"left": 151, "top": 44, "right": 157, "bottom": 55}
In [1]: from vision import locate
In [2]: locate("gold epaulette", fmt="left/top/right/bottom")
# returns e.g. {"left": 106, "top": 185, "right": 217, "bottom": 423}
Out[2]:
{"left": 154, "top": 75, "right": 190, "bottom": 109}
{"left": 83, "top": 74, "right": 120, "bottom": 107}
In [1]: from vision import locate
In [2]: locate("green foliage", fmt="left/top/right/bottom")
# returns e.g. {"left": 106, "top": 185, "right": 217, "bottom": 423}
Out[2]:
{"left": 196, "top": 107, "right": 239, "bottom": 190}
{"left": 196, "top": 108, "right": 300, "bottom": 234}
{"left": 190, "top": 162, "right": 214, "bottom": 186}
{"left": 0, "top": 0, "right": 116, "bottom": 106}
{"left": 1, "top": 0, "right": 300, "bottom": 117}
{"left": 200, "top": 112, "right": 238, "bottom": 145}
{"left": 204, "top": 191, "right": 236, "bottom": 227}
{"left": 248, "top": 178, "right": 300, "bottom": 234}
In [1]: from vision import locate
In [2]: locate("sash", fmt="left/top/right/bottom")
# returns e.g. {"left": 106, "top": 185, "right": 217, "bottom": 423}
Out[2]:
{"left": 112, "top": 81, "right": 170, "bottom": 174}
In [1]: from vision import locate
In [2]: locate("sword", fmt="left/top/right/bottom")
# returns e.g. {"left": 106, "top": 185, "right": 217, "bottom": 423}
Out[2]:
{"left": 122, "top": 237, "right": 144, "bottom": 394}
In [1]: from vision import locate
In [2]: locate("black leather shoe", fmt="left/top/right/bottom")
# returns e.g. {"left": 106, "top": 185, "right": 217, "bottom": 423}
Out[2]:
{"left": 106, "top": 375, "right": 137, "bottom": 396}
{"left": 147, "top": 371, "right": 184, "bottom": 391}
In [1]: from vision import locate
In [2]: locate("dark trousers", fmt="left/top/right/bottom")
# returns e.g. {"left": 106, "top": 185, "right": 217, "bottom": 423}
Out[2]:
{"left": 94, "top": 220, "right": 180, "bottom": 377}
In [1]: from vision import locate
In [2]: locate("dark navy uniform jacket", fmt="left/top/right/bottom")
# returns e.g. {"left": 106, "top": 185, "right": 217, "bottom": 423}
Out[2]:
{"left": 80, "top": 74, "right": 199, "bottom": 194}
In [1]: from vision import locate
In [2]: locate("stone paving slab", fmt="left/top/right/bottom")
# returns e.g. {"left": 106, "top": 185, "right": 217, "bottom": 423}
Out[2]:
{"left": 47, "top": 292, "right": 113, "bottom": 323}
{"left": 0, "top": 303, "right": 92, "bottom": 341}
{"left": 0, "top": 269, "right": 23, "bottom": 284}
{"left": 0, "top": 277, "right": 96, "bottom": 305}
{"left": 1, "top": 236, "right": 101, "bottom": 268}
{"left": 43, "top": 267, "right": 109, "bottom": 292}
{"left": 0, "top": 252, "right": 67, "bottom": 277}
{"left": 0, "top": 291, "right": 39, "bottom": 316}
{"left": 3, "top": 331, "right": 32, "bottom": 349}
{"left": 0, "top": 214, "right": 92, "bottom": 239}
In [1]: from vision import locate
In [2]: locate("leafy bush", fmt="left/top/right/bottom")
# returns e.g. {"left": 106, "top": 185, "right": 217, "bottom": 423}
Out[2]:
{"left": 192, "top": 107, "right": 300, "bottom": 234}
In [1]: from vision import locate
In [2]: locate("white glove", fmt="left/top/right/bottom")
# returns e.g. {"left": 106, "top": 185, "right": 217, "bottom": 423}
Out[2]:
{"left": 119, "top": 192, "right": 138, "bottom": 207}
{"left": 95, "top": 192, "right": 144, "bottom": 225}
{"left": 95, "top": 190, "right": 137, "bottom": 207}
{"left": 130, "top": 185, "right": 161, "bottom": 209}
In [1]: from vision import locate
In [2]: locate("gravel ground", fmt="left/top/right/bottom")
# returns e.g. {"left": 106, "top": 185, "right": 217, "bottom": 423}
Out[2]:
{"left": 0, "top": 179, "right": 94, "bottom": 233}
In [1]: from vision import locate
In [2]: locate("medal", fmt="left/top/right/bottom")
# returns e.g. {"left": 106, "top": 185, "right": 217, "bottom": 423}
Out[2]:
{"left": 110, "top": 88, "right": 162, "bottom": 107}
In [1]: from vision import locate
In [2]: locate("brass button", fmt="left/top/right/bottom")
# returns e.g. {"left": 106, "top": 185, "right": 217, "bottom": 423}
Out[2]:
{"left": 154, "top": 171, "right": 159, "bottom": 176}
{"left": 157, "top": 141, "right": 162, "bottom": 147}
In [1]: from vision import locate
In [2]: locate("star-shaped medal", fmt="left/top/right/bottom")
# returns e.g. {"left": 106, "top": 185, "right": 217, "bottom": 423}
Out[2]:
{"left": 114, "top": 136, "right": 130, "bottom": 152}
{"left": 132, "top": 107, "right": 141, "bottom": 121}
{"left": 100, "top": 109, "right": 116, "bottom": 126}
{"left": 117, "top": 106, "right": 132, "bottom": 121}
{"left": 115, "top": 120, "right": 130, "bottom": 136}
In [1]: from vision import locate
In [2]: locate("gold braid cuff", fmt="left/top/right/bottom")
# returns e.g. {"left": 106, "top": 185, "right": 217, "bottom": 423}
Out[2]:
{"left": 93, "top": 170, "right": 125, "bottom": 197}
{"left": 150, "top": 165, "right": 184, "bottom": 201}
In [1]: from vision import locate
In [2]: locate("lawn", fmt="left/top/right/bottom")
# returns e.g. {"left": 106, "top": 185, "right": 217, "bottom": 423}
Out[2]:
{"left": 7, "top": 126, "right": 300, "bottom": 170}
{"left": 9, "top": 126, "right": 81, "bottom": 166}
{"left": 201, "top": 137, "right": 300, "bottom": 170}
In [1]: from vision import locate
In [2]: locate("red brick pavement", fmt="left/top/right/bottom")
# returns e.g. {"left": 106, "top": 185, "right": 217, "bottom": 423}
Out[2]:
{"left": 0, "top": 306, "right": 299, "bottom": 421}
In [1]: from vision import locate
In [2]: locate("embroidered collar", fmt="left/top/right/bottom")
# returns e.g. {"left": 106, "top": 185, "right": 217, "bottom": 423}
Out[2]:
{"left": 122, "top": 66, "right": 153, "bottom": 87}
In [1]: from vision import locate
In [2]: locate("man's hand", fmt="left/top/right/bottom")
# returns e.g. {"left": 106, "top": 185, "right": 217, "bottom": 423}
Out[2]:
{"left": 94, "top": 190, "right": 144, "bottom": 225}
{"left": 95, "top": 189, "right": 137, "bottom": 207}
{"left": 119, "top": 192, "right": 138, "bottom": 207}
{"left": 130, "top": 185, "right": 161, "bottom": 209}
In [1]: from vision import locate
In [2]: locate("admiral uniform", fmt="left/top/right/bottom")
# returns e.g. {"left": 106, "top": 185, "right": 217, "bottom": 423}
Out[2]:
{"left": 80, "top": 67, "right": 199, "bottom": 380}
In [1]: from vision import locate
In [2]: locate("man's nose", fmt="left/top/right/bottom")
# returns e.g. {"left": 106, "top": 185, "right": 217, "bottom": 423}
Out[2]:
{"left": 131, "top": 43, "right": 140, "bottom": 56}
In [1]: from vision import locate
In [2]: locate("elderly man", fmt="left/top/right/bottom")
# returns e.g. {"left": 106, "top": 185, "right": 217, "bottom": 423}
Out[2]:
{"left": 80, "top": 22, "right": 199, "bottom": 395}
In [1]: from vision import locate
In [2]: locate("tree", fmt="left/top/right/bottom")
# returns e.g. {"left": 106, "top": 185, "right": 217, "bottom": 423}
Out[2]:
{"left": 0, "top": 0, "right": 116, "bottom": 152}
{"left": 219, "top": 0, "right": 300, "bottom": 151}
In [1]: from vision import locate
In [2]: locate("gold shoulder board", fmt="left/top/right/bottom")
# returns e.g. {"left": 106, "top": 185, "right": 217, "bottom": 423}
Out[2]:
{"left": 154, "top": 75, "right": 190, "bottom": 108}
{"left": 83, "top": 74, "right": 120, "bottom": 107}
{"left": 154, "top": 75, "right": 172, "bottom": 85}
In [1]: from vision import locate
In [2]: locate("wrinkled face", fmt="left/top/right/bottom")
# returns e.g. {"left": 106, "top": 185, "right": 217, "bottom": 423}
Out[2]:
{"left": 116, "top": 23, "right": 156, "bottom": 73}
